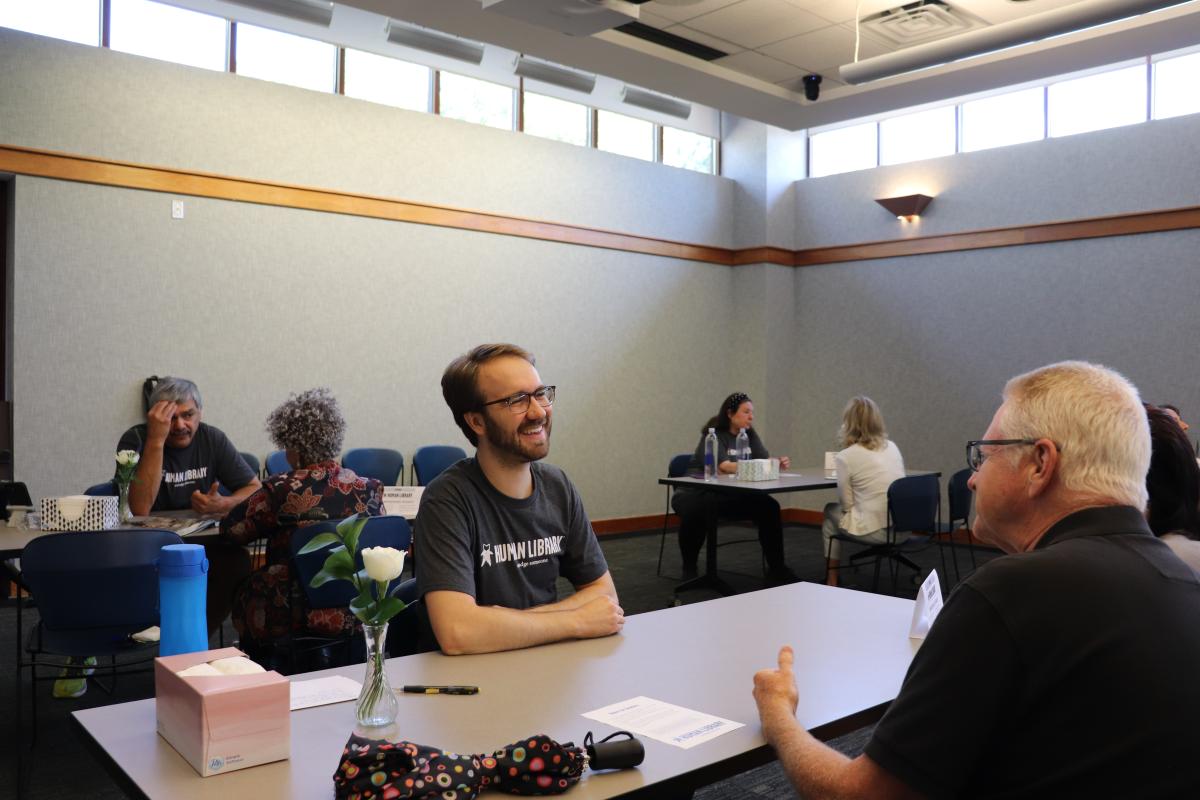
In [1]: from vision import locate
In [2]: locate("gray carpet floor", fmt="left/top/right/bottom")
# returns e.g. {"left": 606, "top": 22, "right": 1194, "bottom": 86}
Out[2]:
{"left": 0, "top": 523, "right": 993, "bottom": 799}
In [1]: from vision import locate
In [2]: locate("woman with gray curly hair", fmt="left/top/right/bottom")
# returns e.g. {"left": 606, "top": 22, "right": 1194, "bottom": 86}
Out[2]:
{"left": 220, "top": 388, "right": 383, "bottom": 663}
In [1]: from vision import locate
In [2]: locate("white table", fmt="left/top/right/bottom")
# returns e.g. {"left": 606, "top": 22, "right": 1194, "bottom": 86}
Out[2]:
{"left": 73, "top": 582, "right": 919, "bottom": 799}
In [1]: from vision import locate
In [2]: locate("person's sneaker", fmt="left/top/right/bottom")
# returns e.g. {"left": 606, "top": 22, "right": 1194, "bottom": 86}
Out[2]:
{"left": 52, "top": 657, "right": 96, "bottom": 698}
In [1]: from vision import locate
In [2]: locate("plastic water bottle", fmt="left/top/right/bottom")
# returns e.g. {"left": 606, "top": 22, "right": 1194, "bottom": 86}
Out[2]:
{"left": 736, "top": 428, "right": 751, "bottom": 463}
{"left": 158, "top": 543, "right": 209, "bottom": 657}
{"left": 703, "top": 428, "right": 719, "bottom": 481}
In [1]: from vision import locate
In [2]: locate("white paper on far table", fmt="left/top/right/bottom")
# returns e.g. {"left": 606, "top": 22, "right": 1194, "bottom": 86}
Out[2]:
{"left": 382, "top": 486, "right": 424, "bottom": 519}
{"left": 582, "top": 696, "right": 743, "bottom": 750}
{"left": 290, "top": 676, "right": 362, "bottom": 711}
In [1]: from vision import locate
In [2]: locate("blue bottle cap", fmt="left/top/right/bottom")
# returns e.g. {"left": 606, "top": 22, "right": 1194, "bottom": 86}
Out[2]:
{"left": 158, "top": 543, "right": 209, "bottom": 577}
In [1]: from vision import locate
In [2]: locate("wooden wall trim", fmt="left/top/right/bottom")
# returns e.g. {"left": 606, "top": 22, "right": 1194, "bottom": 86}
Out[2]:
{"left": 4, "top": 144, "right": 1200, "bottom": 269}
{"left": 793, "top": 206, "right": 1200, "bottom": 267}
{"left": 0, "top": 144, "right": 735, "bottom": 266}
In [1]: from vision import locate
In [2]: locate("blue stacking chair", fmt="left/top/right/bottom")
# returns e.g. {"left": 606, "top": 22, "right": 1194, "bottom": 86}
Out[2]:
{"left": 411, "top": 445, "right": 467, "bottom": 486}
{"left": 655, "top": 454, "right": 694, "bottom": 577}
{"left": 15, "top": 527, "right": 181, "bottom": 787}
{"left": 936, "top": 469, "right": 976, "bottom": 586}
{"left": 84, "top": 481, "right": 117, "bottom": 496}
{"left": 265, "top": 450, "right": 291, "bottom": 477}
{"left": 342, "top": 448, "right": 404, "bottom": 485}
{"left": 827, "top": 474, "right": 944, "bottom": 594}
{"left": 283, "top": 516, "right": 412, "bottom": 673}
{"left": 239, "top": 451, "right": 262, "bottom": 479}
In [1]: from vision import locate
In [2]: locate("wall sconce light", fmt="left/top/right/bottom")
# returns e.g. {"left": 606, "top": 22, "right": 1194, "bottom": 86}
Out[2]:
{"left": 875, "top": 193, "right": 933, "bottom": 221}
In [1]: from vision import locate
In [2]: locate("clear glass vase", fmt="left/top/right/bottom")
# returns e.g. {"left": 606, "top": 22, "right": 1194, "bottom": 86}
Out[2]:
{"left": 117, "top": 481, "right": 132, "bottom": 524}
{"left": 356, "top": 622, "right": 397, "bottom": 727}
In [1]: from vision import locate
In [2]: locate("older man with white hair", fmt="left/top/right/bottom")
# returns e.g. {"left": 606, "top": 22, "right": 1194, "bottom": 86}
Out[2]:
{"left": 753, "top": 361, "right": 1200, "bottom": 799}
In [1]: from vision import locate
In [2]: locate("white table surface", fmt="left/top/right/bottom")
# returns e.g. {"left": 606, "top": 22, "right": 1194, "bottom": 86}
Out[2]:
{"left": 73, "top": 582, "right": 919, "bottom": 800}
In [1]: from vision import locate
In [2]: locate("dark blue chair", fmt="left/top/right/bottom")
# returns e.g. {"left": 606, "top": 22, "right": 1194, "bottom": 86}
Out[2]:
{"left": 16, "top": 529, "right": 182, "bottom": 762}
{"left": 265, "top": 450, "right": 291, "bottom": 477}
{"left": 342, "top": 448, "right": 404, "bottom": 485}
{"left": 827, "top": 474, "right": 944, "bottom": 594}
{"left": 936, "top": 468, "right": 976, "bottom": 585}
{"left": 85, "top": 481, "right": 117, "bottom": 496}
{"left": 656, "top": 453, "right": 694, "bottom": 576}
{"left": 411, "top": 445, "right": 467, "bottom": 486}
{"left": 239, "top": 451, "right": 262, "bottom": 479}
{"left": 283, "top": 516, "right": 412, "bottom": 673}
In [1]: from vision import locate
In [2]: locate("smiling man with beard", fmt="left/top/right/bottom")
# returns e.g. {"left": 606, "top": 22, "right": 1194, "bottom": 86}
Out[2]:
{"left": 415, "top": 344, "right": 622, "bottom": 655}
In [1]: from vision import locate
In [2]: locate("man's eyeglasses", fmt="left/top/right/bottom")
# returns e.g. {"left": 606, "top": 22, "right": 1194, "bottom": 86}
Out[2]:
{"left": 965, "top": 439, "right": 1043, "bottom": 472}
{"left": 479, "top": 386, "right": 556, "bottom": 415}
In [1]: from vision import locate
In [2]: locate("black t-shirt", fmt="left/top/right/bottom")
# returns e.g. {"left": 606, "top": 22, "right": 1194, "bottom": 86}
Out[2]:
{"left": 865, "top": 505, "right": 1200, "bottom": 799}
{"left": 415, "top": 458, "right": 609, "bottom": 609}
{"left": 115, "top": 422, "right": 255, "bottom": 512}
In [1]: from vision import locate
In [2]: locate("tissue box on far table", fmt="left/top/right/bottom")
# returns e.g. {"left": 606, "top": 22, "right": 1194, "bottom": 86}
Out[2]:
{"left": 736, "top": 458, "right": 779, "bottom": 482}
{"left": 39, "top": 495, "right": 117, "bottom": 531}
{"left": 155, "top": 647, "right": 290, "bottom": 777}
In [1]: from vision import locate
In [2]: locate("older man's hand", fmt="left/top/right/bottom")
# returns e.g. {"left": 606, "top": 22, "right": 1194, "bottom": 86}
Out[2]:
{"left": 145, "top": 400, "right": 178, "bottom": 446}
{"left": 754, "top": 646, "right": 800, "bottom": 740}
{"left": 191, "top": 482, "right": 227, "bottom": 515}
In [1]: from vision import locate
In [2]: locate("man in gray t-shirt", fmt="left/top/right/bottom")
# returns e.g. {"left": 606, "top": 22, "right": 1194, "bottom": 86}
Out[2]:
{"left": 416, "top": 344, "right": 623, "bottom": 655}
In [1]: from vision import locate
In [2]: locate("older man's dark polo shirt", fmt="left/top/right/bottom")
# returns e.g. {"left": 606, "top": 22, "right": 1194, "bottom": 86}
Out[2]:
{"left": 865, "top": 505, "right": 1200, "bottom": 799}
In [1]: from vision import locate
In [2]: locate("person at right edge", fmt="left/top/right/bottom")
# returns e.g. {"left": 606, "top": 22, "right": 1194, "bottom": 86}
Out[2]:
{"left": 753, "top": 361, "right": 1200, "bottom": 798}
{"left": 672, "top": 392, "right": 797, "bottom": 586}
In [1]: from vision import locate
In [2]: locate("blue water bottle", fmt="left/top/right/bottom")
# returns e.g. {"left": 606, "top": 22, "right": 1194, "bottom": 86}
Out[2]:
{"left": 158, "top": 543, "right": 209, "bottom": 656}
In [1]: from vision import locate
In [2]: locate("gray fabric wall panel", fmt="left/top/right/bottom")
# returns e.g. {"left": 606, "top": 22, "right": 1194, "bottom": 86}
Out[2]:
{"left": 12, "top": 176, "right": 733, "bottom": 516}
{"left": 0, "top": 27, "right": 734, "bottom": 247}
{"left": 790, "top": 230, "right": 1200, "bottom": 492}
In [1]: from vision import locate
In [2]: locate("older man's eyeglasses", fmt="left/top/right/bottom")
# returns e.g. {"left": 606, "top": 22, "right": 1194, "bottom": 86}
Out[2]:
{"left": 965, "top": 439, "right": 1042, "bottom": 472}
{"left": 479, "top": 386, "right": 556, "bottom": 415}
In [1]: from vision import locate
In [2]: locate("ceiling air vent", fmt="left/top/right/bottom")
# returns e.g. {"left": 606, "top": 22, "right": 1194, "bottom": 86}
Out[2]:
{"left": 860, "top": 0, "right": 987, "bottom": 47}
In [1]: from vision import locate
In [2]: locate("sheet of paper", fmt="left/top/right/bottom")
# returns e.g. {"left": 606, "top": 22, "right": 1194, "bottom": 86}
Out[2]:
{"left": 909, "top": 569, "right": 944, "bottom": 639}
{"left": 290, "top": 676, "right": 362, "bottom": 711}
{"left": 382, "top": 486, "right": 424, "bottom": 519}
{"left": 582, "top": 696, "right": 743, "bottom": 750}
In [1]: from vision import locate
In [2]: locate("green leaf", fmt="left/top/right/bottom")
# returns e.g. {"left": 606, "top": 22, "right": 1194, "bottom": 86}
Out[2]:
{"left": 310, "top": 568, "right": 341, "bottom": 588}
{"left": 297, "top": 532, "right": 342, "bottom": 555}
{"left": 372, "top": 596, "right": 406, "bottom": 623}
{"left": 338, "top": 514, "right": 370, "bottom": 559}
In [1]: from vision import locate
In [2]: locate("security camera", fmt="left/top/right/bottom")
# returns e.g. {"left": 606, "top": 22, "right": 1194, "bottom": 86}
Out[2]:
{"left": 803, "top": 74, "right": 822, "bottom": 102}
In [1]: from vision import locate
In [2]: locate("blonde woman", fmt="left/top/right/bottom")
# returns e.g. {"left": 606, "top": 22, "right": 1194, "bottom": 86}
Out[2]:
{"left": 822, "top": 396, "right": 905, "bottom": 586}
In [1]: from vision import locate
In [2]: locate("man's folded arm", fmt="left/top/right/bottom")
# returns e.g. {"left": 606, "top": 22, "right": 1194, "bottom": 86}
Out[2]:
{"left": 426, "top": 584, "right": 623, "bottom": 656}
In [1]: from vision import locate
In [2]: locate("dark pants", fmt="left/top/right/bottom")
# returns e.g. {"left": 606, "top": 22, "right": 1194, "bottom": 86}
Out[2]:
{"left": 671, "top": 490, "right": 786, "bottom": 570}
{"left": 203, "top": 539, "right": 252, "bottom": 637}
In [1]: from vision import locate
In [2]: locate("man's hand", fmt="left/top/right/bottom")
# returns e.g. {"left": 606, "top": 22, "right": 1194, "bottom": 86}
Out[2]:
{"left": 573, "top": 594, "right": 624, "bottom": 639}
{"left": 191, "top": 482, "right": 226, "bottom": 515}
{"left": 145, "top": 400, "right": 178, "bottom": 445}
{"left": 754, "top": 645, "right": 800, "bottom": 736}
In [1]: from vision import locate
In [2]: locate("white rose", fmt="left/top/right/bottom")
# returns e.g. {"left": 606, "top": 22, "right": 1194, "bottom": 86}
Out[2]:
{"left": 361, "top": 547, "right": 406, "bottom": 582}
{"left": 115, "top": 450, "right": 140, "bottom": 466}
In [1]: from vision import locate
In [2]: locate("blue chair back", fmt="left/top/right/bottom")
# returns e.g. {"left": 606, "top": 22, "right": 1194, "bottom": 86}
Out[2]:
{"left": 888, "top": 474, "right": 940, "bottom": 535}
{"left": 947, "top": 469, "right": 972, "bottom": 524}
{"left": 668, "top": 453, "right": 692, "bottom": 478}
{"left": 239, "top": 451, "right": 262, "bottom": 478}
{"left": 265, "top": 450, "right": 291, "bottom": 477}
{"left": 290, "top": 516, "right": 411, "bottom": 610}
{"left": 342, "top": 448, "right": 404, "bottom": 485}
{"left": 21, "top": 529, "right": 182, "bottom": 636}
{"left": 412, "top": 445, "right": 467, "bottom": 485}
{"left": 85, "top": 481, "right": 117, "bottom": 496}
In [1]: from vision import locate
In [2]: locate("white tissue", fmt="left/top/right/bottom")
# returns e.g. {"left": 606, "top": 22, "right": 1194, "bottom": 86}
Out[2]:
{"left": 177, "top": 663, "right": 224, "bottom": 677}
{"left": 55, "top": 495, "right": 92, "bottom": 521}
{"left": 132, "top": 625, "right": 160, "bottom": 643}
{"left": 209, "top": 657, "right": 265, "bottom": 675}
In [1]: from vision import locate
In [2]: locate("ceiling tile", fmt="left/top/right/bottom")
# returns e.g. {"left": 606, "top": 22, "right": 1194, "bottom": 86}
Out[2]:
{"left": 642, "top": 0, "right": 749, "bottom": 24}
{"left": 664, "top": 24, "right": 745, "bottom": 55}
{"left": 637, "top": 9, "right": 677, "bottom": 28}
{"left": 685, "top": 0, "right": 829, "bottom": 49}
{"left": 759, "top": 23, "right": 892, "bottom": 72}
{"left": 715, "top": 50, "right": 804, "bottom": 83}
{"left": 779, "top": 0, "right": 894, "bottom": 26}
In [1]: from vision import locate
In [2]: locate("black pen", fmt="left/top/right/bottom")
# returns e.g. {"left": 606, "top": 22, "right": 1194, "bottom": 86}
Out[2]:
{"left": 401, "top": 685, "right": 479, "bottom": 695}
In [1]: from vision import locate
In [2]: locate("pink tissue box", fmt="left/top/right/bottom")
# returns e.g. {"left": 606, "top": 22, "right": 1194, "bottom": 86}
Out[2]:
{"left": 155, "top": 647, "right": 290, "bottom": 777}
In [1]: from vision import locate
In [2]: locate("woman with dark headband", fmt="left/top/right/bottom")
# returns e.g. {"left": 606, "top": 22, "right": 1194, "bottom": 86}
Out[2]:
{"left": 671, "top": 392, "right": 797, "bottom": 586}
{"left": 1145, "top": 404, "right": 1200, "bottom": 571}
